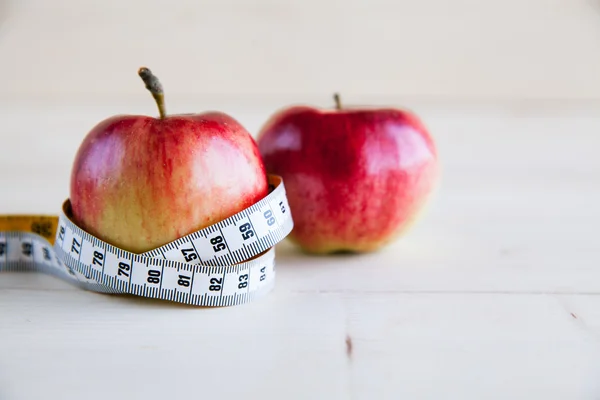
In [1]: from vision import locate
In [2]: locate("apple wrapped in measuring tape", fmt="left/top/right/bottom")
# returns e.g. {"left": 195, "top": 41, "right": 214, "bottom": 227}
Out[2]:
{"left": 256, "top": 94, "right": 439, "bottom": 254}
{"left": 69, "top": 68, "right": 269, "bottom": 253}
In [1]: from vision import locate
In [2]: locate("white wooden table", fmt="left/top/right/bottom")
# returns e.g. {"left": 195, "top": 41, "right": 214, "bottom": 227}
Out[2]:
{"left": 1, "top": 101, "right": 599, "bottom": 399}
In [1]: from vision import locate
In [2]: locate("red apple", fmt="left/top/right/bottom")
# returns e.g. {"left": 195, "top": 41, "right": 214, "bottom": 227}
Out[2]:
{"left": 256, "top": 94, "right": 439, "bottom": 254}
{"left": 70, "top": 68, "right": 268, "bottom": 253}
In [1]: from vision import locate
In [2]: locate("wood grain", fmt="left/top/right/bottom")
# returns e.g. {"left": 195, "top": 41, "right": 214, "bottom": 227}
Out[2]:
{"left": 1, "top": 101, "right": 600, "bottom": 399}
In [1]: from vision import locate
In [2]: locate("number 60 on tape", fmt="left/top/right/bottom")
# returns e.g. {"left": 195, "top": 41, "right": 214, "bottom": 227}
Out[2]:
{"left": 0, "top": 174, "right": 294, "bottom": 307}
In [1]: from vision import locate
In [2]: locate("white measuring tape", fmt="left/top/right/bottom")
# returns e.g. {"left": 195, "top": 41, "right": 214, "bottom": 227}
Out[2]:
{"left": 0, "top": 174, "right": 293, "bottom": 307}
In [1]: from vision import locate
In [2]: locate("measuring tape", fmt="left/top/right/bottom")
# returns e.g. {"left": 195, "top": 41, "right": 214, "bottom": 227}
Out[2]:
{"left": 0, "top": 174, "right": 293, "bottom": 307}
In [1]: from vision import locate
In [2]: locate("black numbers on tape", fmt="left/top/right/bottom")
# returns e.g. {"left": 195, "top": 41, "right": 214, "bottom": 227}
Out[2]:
{"left": 92, "top": 251, "right": 104, "bottom": 266}
{"left": 210, "top": 236, "right": 226, "bottom": 252}
{"left": 71, "top": 238, "right": 81, "bottom": 255}
{"left": 279, "top": 201, "right": 286, "bottom": 214}
{"left": 21, "top": 242, "right": 32, "bottom": 257}
{"left": 58, "top": 226, "right": 66, "bottom": 242}
{"left": 238, "top": 274, "right": 248, "bottom": 289}
{"left": 260, "top": 266, "right": 266, "bottom": 282}
{"left": 42, "top": 247, "right": 52, "bottom": 261}
{"left": 31, "top": 221, "right": 53, "bottom": 238}
{"left": 147, "top": 269, "right": 161, "bottom": 284}
{"left": 118, "top": 261, "right": 130, "bottom": 277}
{"left": 239, "top": 222, "right": 255, "bottom": 240}
{"left": 0, "top": 243, "right": 5, "bottom": 257}
{"left": 180, "top": 248, "right": 198, "bottom": 262}
{"left": 264, "top": 210, "right": 275, "bottom": 226}
{"left": 177, "top": 275, "right": 191, "bottom": 287}
{"left": 209, "top": 277, "right": 222, "bottom": 291}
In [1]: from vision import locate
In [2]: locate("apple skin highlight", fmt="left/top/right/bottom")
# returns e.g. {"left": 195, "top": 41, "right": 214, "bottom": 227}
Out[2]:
{"left": 257, "top": 105, "right": 439, "bottom": 254}
{"left": 70, "top": 113, "right": 268, "bottom": 253}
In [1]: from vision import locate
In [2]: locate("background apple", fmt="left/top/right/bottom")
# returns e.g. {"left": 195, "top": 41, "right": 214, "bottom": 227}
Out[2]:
{"left": 256, "top": 94, "right": 439, "bottom": 254}
{"left": 70, "top": 67, "right": 269, "bottom": 253}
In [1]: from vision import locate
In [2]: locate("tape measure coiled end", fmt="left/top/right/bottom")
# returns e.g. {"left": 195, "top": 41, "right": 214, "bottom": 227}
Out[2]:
{"left": 0, "top": 174, "right": 293, "bottom": 307}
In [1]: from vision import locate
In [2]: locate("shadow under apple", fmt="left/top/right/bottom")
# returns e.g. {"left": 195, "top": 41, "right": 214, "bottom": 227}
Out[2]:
{"left": 273, "top": 239, "right": 377, "bottom": 262}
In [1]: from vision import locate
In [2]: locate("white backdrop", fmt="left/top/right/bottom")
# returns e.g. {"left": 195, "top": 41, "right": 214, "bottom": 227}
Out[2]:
{"left": 1, "top": 0, "right": 599, "bottom": 104}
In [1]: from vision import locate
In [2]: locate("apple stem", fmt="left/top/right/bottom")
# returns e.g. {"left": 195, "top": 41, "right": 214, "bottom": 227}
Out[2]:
{"left": 333, "top": 93, "right": 342, "bottom": 110}
{"left": 138, "top": 67, "right": 166, "bottom": 119}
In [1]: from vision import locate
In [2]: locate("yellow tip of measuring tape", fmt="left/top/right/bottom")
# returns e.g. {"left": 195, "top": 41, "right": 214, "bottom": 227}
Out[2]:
{"left": 0, "top": 216, "right": 59, "bottom": 245}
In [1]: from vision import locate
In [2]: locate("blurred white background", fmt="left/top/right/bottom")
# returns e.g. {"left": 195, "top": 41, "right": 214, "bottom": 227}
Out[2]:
{"left": 1, "top": 0, "right": 599, "bottom": 105}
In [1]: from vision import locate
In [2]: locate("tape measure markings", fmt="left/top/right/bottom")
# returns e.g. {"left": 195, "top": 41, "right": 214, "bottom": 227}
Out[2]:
{"left": 53, "top": 229, "right": 277, "bottom": 306}
{"left": 141, "top": 185, "right": 291, "bottom": 267}
{"left": 0, "top": 174, "right": 291, "bottom": 307}
{"left": 56, "top": 192, "right": 280, "bottom": 302}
